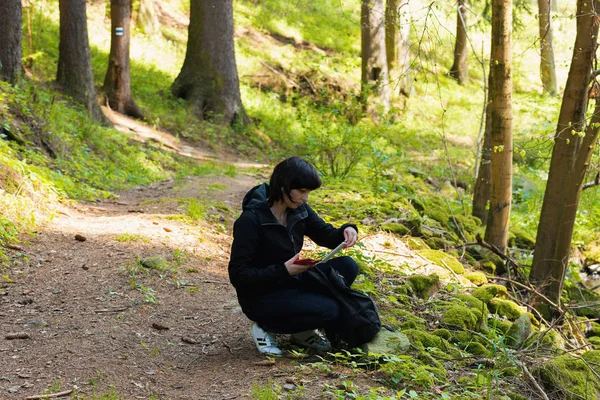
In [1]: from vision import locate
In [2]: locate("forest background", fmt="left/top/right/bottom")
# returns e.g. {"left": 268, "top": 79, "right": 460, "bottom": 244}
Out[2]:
{"left": 2, "top": 0, "right": 600, "bottom": 399}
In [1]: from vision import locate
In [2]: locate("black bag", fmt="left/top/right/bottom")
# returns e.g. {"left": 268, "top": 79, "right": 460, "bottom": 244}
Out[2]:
{"left": 305, "top": 266, "right": 381, "bottom": 348}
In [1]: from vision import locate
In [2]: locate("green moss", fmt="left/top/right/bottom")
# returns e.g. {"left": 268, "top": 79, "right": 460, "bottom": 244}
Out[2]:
{"left": 442, "top": 303, "right": 478, "bottom": 330}
{"left": 140, "top": 256, "right": 168, "bottom": 270}
{"left": 404, "top": 237, "right": 430, "bottom": 250}
{"left": 380, "top": 356, "right": 443, "bottom": 389}
{"left": 472, "top": 284, "right": 508, "bottom": 302}
{"left": 587, "top": 322, "right": 600, "bottom": 338}
{"left": 381, "top": 222, "right": 411, "bottom": 236}
{"left": 507, "top": 393, "right": 530, "bottom": 400}
{"left": 424, "top": 237, "right": 455, "bottom": 250}
{"left": 419, "top": 249, "right": 465, "bottom": 274}
{"left": 450, "top": 214, "right": 482, "bottom": 242}
{"left": 589, "top": 336, "right": 600, "bottom": 349}
{"left": 489, "top": 318, "right": 512, "bottom": 335}
{"left": 508, "top": 226, "right": 536, "bottom": 250}
{"left": 432, "top": 329, "right": 452, "bottom": 340}
{"left": 489, "top": 298, "right": 523, "bottom": 320}
{"left": 355, "top": 258, "right": 375, "bottom": 277}
{"left": 464, "top": 342, "right": 489, "bottom": 356}
{"left": 536, "top": 351, "right": 600, "bottom": 400}
{"left": 402, "top": 329, "right": 444, "bottom": 350}
{"left": 466, "top": 245, "right": 505, "bottom": 274}
{"left": 416, "top": 352, "right": 447, "bottom": 381}
{"left": 566, "top": 285, "right": 600, "bottom": 319}
{"left": 478, "top": 260, "right": 497, "bottom": 274}
{"left": 524, "top": 329, "right": 565, "bottom": 352}
{"left": 464, "top": 271, "right": 488, "bottom": 286}
{"left": 408, "top": 274, "right": 441, "bottom": 298}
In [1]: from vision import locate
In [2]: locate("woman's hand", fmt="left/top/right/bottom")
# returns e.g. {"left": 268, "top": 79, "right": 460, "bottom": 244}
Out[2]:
{"left": 343, "top": 227, "right": 358, "bottom": 247}
{"left": 285, "top": 253, "right": 314, "bottom": 276}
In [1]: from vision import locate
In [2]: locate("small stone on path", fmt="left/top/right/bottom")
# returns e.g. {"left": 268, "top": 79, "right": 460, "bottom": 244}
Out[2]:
{"left": 74, "top": 234, "right": 87, "bottom": 242}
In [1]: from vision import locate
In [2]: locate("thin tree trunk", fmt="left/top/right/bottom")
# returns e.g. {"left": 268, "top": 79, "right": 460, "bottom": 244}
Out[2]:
{"left": 0, "top": 0, "right": 23, "bottom": 83}
{"left": 171, "top": 0, "right": 247, "bottom": 126}
{"left": 361, "top": 0, "right": 390, "bottom": 112}
{"left": 385, "top": 0, "right": 412, "bottom": 97}
{"left": 103, "top": 0, "right": 143, "bottom": 119}
{"left": 530, "top": 0, "right": 600, "bottom": 313}
{"left": 538, "top": 0, "right": 557, "bottom": 95}
{"left": 472, "top": 68, "right": 493, "bottom": 223}
{"left": 449, "top": 0, "right": 469, "bottom": 85}
{"left": 484, "top": 0, "right": 512, "bottom": 252}
{"left": 57, "top": 0, "right": 102, "bottom": 120}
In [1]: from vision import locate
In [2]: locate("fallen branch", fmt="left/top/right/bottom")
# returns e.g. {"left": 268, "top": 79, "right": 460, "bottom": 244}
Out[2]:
{"left": 515, "top": 360, "right": 549, "bottom": 400}
{"left": 5, "top": 332, "right": 30, "bottom": 340}
{"left": 474, "top": 234, "right": 528, "bottom": 281}
{"left": 5, "top": 243, "right": 24, "bottom": 251}
{"left": 25, "top": 389, "right": 73, "bottom": 400}
{"left": 487, "top": 276, "right": 560, "bottom": 312}
{"left": 252, "top": 359, "right": 276, "bottom": 366}
{"left": 582, "top": 171, "right": 599, "bottom": 190}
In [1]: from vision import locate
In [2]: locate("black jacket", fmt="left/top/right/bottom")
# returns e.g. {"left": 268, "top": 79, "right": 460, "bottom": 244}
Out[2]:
{"left": 228, "top": 183, "right": 357, "bottom": 311}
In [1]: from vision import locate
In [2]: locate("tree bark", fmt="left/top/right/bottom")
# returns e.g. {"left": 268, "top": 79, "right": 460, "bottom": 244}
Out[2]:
{"left": 103, "top": 0, "right": 144, "bottom": 119}
{"left": 361, "top": 0, "right": 390, "bottom": 111}
{"left": 538, "top": 0, "right": 557, "bottom": 95}
{"left": 530, "top": 0, "right": 600, "bottom": 313}
{"left": 472, "top": 68, "right": 493, "bottom": 223}
{"left": 385, "top": 0, "right": 412, "bottom": 97}
{"left": 484, "top": 0, "right": 512, "bottom": 252}
{"left": 171, "top": 0, "right": 247, "bottom": 126}
{"left": 449, "top": 0, "right": 469, "bottom": 85}
{"left": 57, "top": 0, "right": 102, "bottom": 120}
{"left": 0, "top": 0, "right": 23, "bottom": 83}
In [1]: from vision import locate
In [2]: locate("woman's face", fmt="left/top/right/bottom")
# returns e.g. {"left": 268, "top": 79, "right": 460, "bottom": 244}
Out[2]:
{"left": 284, "top": 188, "right": 310, "bottom": 208}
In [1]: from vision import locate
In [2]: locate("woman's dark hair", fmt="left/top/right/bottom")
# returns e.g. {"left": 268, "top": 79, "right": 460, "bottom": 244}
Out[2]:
{"left": 268, "top": 156, "right": 321, "bottom": 206}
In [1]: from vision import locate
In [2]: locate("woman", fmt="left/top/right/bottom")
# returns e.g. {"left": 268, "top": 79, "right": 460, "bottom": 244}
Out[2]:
{"left": 228, "top": 157, "right": 359, "bottom": 355}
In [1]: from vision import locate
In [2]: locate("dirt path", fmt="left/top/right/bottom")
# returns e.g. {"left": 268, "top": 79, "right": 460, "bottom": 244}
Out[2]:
{"left": 0, "top": 113, "right": 455, "bottom": 399}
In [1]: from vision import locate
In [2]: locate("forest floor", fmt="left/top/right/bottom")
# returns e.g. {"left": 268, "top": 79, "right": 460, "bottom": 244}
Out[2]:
{"left": 0, "top": 112, "right": 454, "bottom": 400}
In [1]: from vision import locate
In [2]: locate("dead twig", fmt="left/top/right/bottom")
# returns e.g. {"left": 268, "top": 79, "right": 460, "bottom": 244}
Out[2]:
{"left": 5, "top": 332, "right": 30, "bottom": 340}
{"left": 25, "top": 389, "right": 73, "bottom": 400}
{"left": 472, "top": 234, "right": 528, "bottom": 281}
{"left": 515, "top": 360, "right": 549, "bottom": 400}
{"left": 253, "top": 359, "right": 276, "bottom": 366}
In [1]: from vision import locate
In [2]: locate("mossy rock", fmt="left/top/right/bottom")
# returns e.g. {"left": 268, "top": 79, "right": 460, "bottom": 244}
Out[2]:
{"left": 583, "top": 239, "right": 600, "bottom": 265}
{"left": 424, "top": 237, "right": 455, "bottom": 250}
{"left": 381, "top": 222, "right": 411, "bottom": 236}
{"left": 441, "top": 303, "right": 478, "bottom": 331}
{"left": 402, "top": 328, "right": 444, "bottom": 351}
{"left": 456, "top": 294, "right": 489, "bottom": 332}
{"left": 140, "top": 256, "right": 168, "bottom": 270}
{"left": 523, "top": 328, "right": 565, "bottom": 352}
{"left": 404, "top": 237, "right": 430, "bottom": 250}
{"left": 449, "top": 214, "right": 482, "bottom": 242}
{"left": 489, "top": 298, "right": 523, "bottom": 320}
{"left": 588, "top": 322, "right": 600, "bottom": 338}
{"left": 589, "top": 336, "right": 600, "bottom": 350}
{"left": 508, "top": 226, "right": 536, "bottom": 250}
{"left": 362, "top": 329, "right": 410, "bottom": 355}
{"left": 466, "top": 245, "right": 505, "bottom": 274}
{"left": 387, "top": 308, "right": 427, "bottom": 330}
{"left": 472, "top": 284, "right": 508, "bottom": 302}
{"left": 355, "top": 258, "right": 375, "bottom": 277}
{"left": 464, "top": 271, "right": 488, "bottom": 286}
{"left": 505, "top": 314, "right": 532, "bottom": 349}
{"left": 416, "top": 352, "right": 447, "bottom": 380}
{"left": 379, "top": 356, "right": 445, "bottom": 389}
{"left": 536, "top": 350, "right": 600, "bottom": 400}
{"left": 408, "top": 274, "right": 441, "bottom": 298}
{"left": 432, "top": 328, "right": 452, "bottom": 340}
{"left": 419, "top": 249, "right": 465, "bottom": 274}
{"left": 488, "top": 318, "right": 512, "bottom": 335}
{"left": 464, "top": 342, "right": 489, "bottom": 356}
{"left": 477, "top": 260, "right": 497, "bottom": 274}
{"left": 566, "top": 285, "right": 600, "bottom": 319}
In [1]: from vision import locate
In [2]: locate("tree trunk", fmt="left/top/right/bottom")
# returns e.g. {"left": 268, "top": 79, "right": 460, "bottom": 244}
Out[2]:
{"left": 385, "top": 0, "right": 412, "bottom": 97}
{"left": 0, "top": 0, "right": 22, "bottom": 83}
{"left": 57, "top": 0, "right": 102, "bottom": 120}
{"left": 449, "top": 0, "right": 468, "bottom": 85}
{"left": 530, "top": 0, "right": 600, "bottom": 313}
{"left": 484, "top": 0, "right": 512, "bottom": 252}
{"left": 361, "top": 0, "right": 390, "bottom": 112}
{"left": 103, "top": 0, "right": 143, "bottom": 119}
{"left": 472, "top": 68, "right": 493, "bottom": 223}
{"left": 538, "top": 0, "right": 557, "bottom": 95}
{"left": 171, "top": 0, "right": 247, "bottom": 126}
{"left": 136, "top": 0, "right": 159, "bottom": 36}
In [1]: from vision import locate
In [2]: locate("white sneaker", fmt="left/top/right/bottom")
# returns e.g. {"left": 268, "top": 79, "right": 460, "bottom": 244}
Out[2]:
{"left": 250, "top": 323, "right": 282, "bottom": 356}
{"left": 290, "top": 330, "right": 332, "bottom": 351}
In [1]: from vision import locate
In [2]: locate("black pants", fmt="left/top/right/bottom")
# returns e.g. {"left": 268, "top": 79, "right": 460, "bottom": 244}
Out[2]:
{"left": 247, "top": 256, "right": 359, "bottom": 334}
